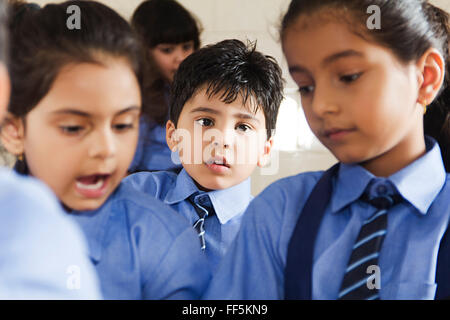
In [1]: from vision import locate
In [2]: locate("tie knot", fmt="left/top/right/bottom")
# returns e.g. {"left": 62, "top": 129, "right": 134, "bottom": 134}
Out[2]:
{"left": 188, "top": 193, "right": 215, "bottom": 218}
{"left": 361, "top": 179, "right": 401, "bottom": 209}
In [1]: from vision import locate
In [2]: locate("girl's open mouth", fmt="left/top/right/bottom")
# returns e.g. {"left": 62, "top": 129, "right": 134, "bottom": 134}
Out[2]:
{"left": 75, "top": 174, "right": 111, "bottom": 198}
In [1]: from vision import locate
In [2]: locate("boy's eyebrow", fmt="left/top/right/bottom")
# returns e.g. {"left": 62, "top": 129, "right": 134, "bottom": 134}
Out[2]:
{"left": 289, "top": 50, "right": 364, "bottom": 74}
{"left": 190, "top": 107, "right": 221, "bottom": 115}
{"left": 50, "top": 106, "right": 140, "bottom": 117}
{"left": 234, "top": 112, "right": 260, "bottom": 123}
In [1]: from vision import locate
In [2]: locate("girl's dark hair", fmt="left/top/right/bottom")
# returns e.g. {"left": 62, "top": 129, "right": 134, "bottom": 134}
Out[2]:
{"left": 9, "top": 0, "right": 144, "bottom": 118}
{"left": 131, "top": 0, "right": 202, "bottom": 126}
{"left": 281, "top": 0, "right": 449, "bottom": 170}
{"left": 170, "top": 39, "right": 284, "bottom": 139}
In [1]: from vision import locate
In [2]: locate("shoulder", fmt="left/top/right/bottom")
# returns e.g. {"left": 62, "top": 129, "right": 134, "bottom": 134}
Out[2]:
{"left": 242, "top": 170, "right": 325, "bottom": 236}
{"left": 102, "top": 180, "right": 191, "bottom": 238}
{"left": 122, "top": 170, "right": 177, "bottom": 197}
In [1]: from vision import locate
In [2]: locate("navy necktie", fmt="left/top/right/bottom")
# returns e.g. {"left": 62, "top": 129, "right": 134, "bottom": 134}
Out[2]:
{"left": 188, "top": 194, "right": 215, "bottom": 251}
{"left": 338, "top": 179, "right": 401, "bottom": 300}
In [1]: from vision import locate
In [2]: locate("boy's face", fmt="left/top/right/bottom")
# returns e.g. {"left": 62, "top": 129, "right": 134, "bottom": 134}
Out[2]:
{"left": 283, "top": 17, "right": 426, "bottom": 176}
{"left": 150, "top": 41, "right": 195, "bottom": 83}
{"left": 2, "top": 58, "right": 141, "bottom": 211}
{"left": 167, "top": 87, "right": 272, "bottom": 191}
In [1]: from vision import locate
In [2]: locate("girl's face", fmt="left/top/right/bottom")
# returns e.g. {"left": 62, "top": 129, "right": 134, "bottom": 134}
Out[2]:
{"left": 282, "top": 16, "right": 425, "bottom": 176}
{"left": 21, "top": 57, "right": 141, "bottom": 211}
{"left": 150, "top": 41, "right": 195, "bottom": 83}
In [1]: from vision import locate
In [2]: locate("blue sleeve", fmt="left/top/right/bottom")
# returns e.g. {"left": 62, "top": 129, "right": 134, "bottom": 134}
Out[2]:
{"left": 0, "top": 175, "right": 102, "bottom": 299}
{"left": 203, "top": 182, "right": 287, "bottom": 300}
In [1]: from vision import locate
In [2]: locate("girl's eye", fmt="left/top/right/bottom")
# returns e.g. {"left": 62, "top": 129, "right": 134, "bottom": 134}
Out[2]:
{"left": 113, "top": 123, "right": 134, "bottom": 131}
{"left": 183, "top": 43, "right": 193, "bottom": 51}
{"left": 60, "top": 125, "right": 84, "bottom": 135}
{"left": 298, "top": 85, "right": 314, "bottom": 95}
{"left": 160, "top": 47, "right": 173, "bottom": 54}
{"left": 195, "top": 118, "right": 213, "bottom": 127}
{"left": 236, "top": 124, "right": 252, "bottom": 132}
{"left": 340, "top": 73, "right": 363, "bottom": 83}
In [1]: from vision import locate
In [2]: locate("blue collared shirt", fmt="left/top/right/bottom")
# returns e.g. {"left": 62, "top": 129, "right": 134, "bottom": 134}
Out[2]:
{"left": 204, "top": 137, "right": 450, "bottom": 300}
{"left": 69, "top": 180, "right": 211, "bottom": 299}
{"left": 129, "top": 117, "right": 182, "bottom": 173}
{"left": 0, "top": 168, "right": 101, "bottom": 299}
{"left": 123, "top": 168, "right": 253, "bottom": 269}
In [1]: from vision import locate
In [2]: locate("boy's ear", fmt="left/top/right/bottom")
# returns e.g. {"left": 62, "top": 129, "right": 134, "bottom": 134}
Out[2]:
{"left": 0, "top": 113, "right": 25, "bottom": 156}
{"left": 257, "top": 137, "right": 274, "bottom": 168}
{"left": 0, "top": 63, "right": 10, "bottom": 122}
{"left": 415, "top": 48, "right": 445, "bottom": 108}
{"left": 165, "top": 119, "right": 178, "bottom": 152}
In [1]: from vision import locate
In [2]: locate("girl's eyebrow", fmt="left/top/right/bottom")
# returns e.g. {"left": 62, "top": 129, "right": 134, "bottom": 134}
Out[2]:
{"left": 289, "top": 49, "right": 364, "bottom": 74}
{"left": 321, "top": 49, "right": 364, "bottom": 67}
{"left": 50, "top": 106, "right": 140, "bottom": 117}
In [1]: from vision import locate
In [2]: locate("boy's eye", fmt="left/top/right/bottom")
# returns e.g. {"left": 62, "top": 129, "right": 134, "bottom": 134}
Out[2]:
{"left": 236, "top": 124, "right": 252, "bottom": 132}
{"left": 60, "top": 125, "right": 84, "bottom": 135}
{"left": 113, "top": 123, "right": 134, "bottom": 131}
{"left": 195, "top": 118, "right": 214, "bottom": 127}
{"left": 340, "top": 72, "right": 363, "bottom": 83}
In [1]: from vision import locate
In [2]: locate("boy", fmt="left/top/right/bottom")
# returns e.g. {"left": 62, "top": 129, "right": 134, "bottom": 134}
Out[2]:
{"left": 0, "top": 0, "right": 100, "bottom": 299}
{"left": 123, "top": 39, "right": 284, "bottom": 269}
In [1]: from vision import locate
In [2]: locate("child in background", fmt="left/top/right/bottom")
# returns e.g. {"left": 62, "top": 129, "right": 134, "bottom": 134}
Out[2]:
{"left": 205, "top": 0, "right": 450, "bottom": 300}
{"left": 0, "top": 0, "right": 100, "bottom": 299}
{"left": 124, "top": 39, "right": 284, "bottom": 270}
{"left": 1, "top": 0, "right": 210, "bottom": 299}
{"left": 129, "top": 0, "right": 201, "bottom": 173}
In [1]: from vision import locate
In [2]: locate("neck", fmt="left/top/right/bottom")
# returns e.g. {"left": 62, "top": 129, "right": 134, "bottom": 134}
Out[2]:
{"left": 360, "top": 129, "right": 426, "bottom": 177}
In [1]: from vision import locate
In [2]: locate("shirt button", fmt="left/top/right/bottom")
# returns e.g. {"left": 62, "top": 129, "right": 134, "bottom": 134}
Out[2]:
{"left": 376, "top": 185, "right": 387, "bottom": 196}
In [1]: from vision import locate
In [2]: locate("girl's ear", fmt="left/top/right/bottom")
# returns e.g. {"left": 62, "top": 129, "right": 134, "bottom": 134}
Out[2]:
{"left": 0, "top": 113, "right": 25, "bottom": 156}
{"left": 165, "top": 119, "right": 178, "bottom": 152}
{"left": 0, "top": 63, "right": 10, "bottom": 122}
{"left": 257, "top": 137, "right": 274, "bottom": 168}
{"left": 416, "top": 48, "right": 445, "bottom": 108}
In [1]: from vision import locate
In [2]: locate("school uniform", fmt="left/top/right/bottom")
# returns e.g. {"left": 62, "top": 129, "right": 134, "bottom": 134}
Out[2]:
{"left": 0, "top": 168, "right": 101, "bottom": 299}
{"left": 204, "top": 136, "right": 450, "bottom": 300}
{"left": 69, "top": 179, "right": 211, "bottom": 300}
{"left": 123, "top": 168, "right": 253, "bottom": 270}
{"left": 128, "top": 116, "right": 182, "bottom": 173}
{"left": 129, "top": 84, "right": 182, "bottom": 173}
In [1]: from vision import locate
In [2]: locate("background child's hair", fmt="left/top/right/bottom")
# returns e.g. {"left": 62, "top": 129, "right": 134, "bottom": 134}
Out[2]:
{"left": 0, "top": 0, "right": 7, "bottom": 65}
{"left": 131, "top": 0, "right": 202, "bottom": 126}
{"left": 170, "top": 39, "right": 284, "bottom": 139}
{"left": 8, "top": 0, "right": 144, "bottom": 118}
{"left": 280, "top": 0, "right": 449, "bottom": 167}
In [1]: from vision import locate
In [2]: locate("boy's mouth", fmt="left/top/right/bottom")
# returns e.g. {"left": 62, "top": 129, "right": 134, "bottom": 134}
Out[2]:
{"left": 75, "top": 174, "right": 111, "bottom": 198}
{"left": 205, "top": 156, "right": 231, "bottom": 174}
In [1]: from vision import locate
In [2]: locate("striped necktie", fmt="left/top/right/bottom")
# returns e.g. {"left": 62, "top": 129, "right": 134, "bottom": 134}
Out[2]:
{"left": 188, "top": 194, "right": 214, "bottom": 251}
{"left": 338, "top": 179, "right": 401, "bottom": 300}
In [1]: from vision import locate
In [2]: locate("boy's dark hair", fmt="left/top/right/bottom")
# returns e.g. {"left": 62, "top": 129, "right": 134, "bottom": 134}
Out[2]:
{"left": 9, "top": 0, "right": 144, "bottom": 118}
{"left": 170, "top": 39, "right": 284, "bottom": 139}
{"left": 0, "top": 0, "right": 7, "bottom": 64}
{"left": 131, "top": 0, "right": 202, "bottom": 126}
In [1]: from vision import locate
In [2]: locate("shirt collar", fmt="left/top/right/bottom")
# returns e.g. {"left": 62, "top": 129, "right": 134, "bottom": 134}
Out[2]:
{"left": 389, "top": 136, "right": 446, "bottom": 214}
{"left": 164, "top": 168, "right": 252, "bottom": 224}
{"left": 331, "top": 136, "right": 446, "bottom": 215}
